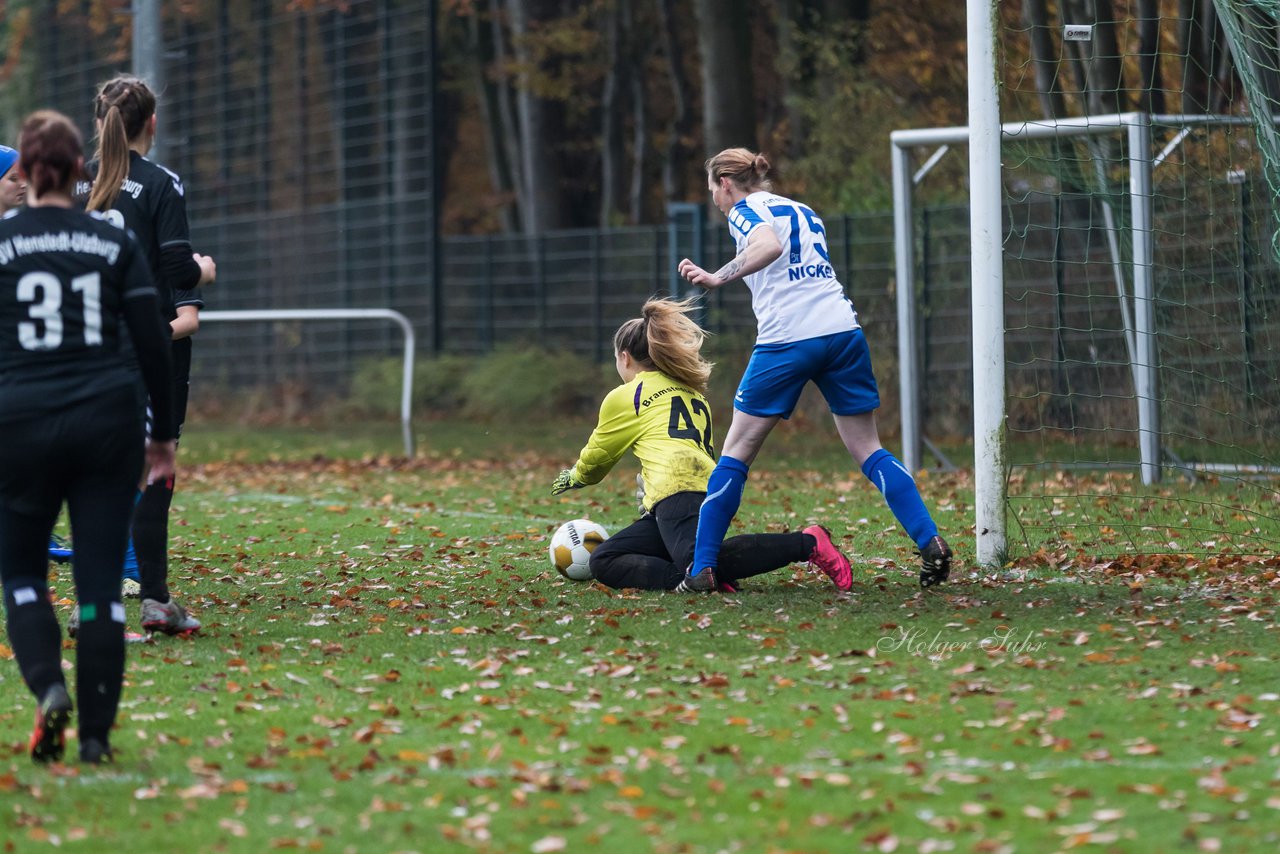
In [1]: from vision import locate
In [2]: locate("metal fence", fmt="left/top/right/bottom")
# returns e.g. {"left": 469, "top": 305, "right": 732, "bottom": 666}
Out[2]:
{"left": 26, "top": 0, "right": 442, "bottom": 406}
{"left": 13, "top": 2, "right": 1277, "bottom": 446}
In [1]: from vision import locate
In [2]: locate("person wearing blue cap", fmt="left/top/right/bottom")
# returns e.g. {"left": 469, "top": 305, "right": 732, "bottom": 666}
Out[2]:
{"left": 0, "top": 144, "right": 27, "bottom": 214}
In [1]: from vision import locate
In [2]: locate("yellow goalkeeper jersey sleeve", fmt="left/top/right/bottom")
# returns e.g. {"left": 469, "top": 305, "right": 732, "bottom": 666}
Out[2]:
{"left": 570, "top": 370, "right": 716, "bottom": 511}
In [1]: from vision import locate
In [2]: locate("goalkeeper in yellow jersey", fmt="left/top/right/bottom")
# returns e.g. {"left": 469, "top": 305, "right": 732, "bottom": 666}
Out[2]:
{"left": 551, "top": 298, "right": 852, "bottom": 592}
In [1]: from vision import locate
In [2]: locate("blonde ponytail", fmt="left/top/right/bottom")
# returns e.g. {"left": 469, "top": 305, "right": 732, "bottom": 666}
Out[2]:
{"left": 705, "top": 147, "right": 773, "bottom": 193}
{"left": 613, "top": 298, "right": 713, "bottom": 393}
{"left": 87, "top": 76, "right": 157, "bottom": 212}
{"left": 86, "top": 105, "right": 128, "bottom": 212}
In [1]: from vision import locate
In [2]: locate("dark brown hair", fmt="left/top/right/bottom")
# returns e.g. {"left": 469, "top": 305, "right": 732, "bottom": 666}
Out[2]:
{"left": 705, "top": 147, "right": 773, "bottom": 193}
{"left": 87, "top": 76, "right": 157, "bottom": 212}
{"left": 18, "top": 110, "right": 84, "bottom": 198}
{"left": 613, "top": 297, "right": 713, "bottom": 393}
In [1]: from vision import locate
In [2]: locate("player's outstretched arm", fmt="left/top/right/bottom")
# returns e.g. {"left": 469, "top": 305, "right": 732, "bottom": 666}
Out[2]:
{"left": 550, "top": 469, "right": 585, "bottom": 495}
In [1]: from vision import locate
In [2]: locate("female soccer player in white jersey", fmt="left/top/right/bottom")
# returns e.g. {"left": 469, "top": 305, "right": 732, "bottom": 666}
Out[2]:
{"left": 676, "top": 148, "right": 952, "bottom": 593}
{"left": 0, "top": 111, "right": 176, "bottom": 763}
{"left": 83, "top": 76, "right": 214, "bottom": 635}
{"left": 551, "top": 298, "right": 852, "bottom": 592}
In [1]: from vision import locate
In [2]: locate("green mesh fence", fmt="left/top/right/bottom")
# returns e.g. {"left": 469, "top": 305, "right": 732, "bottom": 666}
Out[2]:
{"left": 1215, "top": 0, "right": 1280, "bottom": 256}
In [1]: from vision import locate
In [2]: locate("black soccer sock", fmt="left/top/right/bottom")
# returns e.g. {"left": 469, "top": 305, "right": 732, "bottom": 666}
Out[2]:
{"left": 718, "top": 532, "right": 812, "bottom": 582}
{"left": 73, "top": 599, "right": 126, "bottom": 743}
{"left": 133, "top": 476, "right": 175, "bottom": 603}
{"left": 591, "top": 552, "right": 684, "bottom": 591}
{"left": 3, "top": 582, "right": 65, "bottom": 701}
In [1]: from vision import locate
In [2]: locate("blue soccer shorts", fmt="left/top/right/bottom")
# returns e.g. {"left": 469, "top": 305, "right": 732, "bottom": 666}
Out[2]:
{"left": 733, "top": 328, "right": 880, "bottom": 419}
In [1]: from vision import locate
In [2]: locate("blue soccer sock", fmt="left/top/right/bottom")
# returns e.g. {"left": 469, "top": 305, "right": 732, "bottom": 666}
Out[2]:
{"left": 122, "top": 539, "right": 139, "bottom": 582}
{"left": 861, "top": 449, "right": 938, "bottom": 549}
{"left": 122, "top": 490, "right": 143, "bottom": 583}
{"left": 691, "top": 456, "right": 750, "bottom": 576}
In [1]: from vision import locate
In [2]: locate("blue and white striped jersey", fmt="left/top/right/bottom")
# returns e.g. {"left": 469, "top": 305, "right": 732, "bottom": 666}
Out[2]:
{"left": 727, "top": 191, "right": 858, "bottom": 345}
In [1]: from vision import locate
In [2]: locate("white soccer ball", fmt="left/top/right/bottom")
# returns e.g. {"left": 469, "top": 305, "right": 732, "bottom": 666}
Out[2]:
{"left": 548, "top": 519, "right": 609, "bottom": 581}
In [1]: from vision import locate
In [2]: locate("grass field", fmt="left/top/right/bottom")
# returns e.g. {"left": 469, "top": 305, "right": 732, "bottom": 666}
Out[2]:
{"left": 2, "top": 419, "right": 1278, "bottom": 853}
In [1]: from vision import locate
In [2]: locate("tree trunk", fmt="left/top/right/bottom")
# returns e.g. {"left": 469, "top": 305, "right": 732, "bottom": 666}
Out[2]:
{"left": 489, "top": 0, "right": 526, "bottom": 227}
{"left": 1179, "top": 0, "right": 1215, "bottom": 112}
{"left": 694, "top": 0, "right": 756, "bottom": 154}
{"left": 467, "top": 4, "right": 517, "bottom": 231}
{"left": 656, "top": 0, "right": 695, "bottom": 202}
{"left": 599, "top": 0, "right": 625, "bottom": 225}
{"left": 509, "top": 0, "right": 569, "bottom": 232}
{"left": 1022, "top": 0, "right": 1090, "bottom": 196}
{"left": 1136, "top": 0, "right": 1165, "bottom": 114}
{"left": 776, "top": 0, "right": 806, "bottom": 160}
{"left": 1212, "top": 26, "right": 1236, "bottom": 114}
{"left": 1086, "top": 0, "right": 1126, "bottom": 115}
{"left": 1023, "top": 0, "right": 1069, "bottom": 120}
{"left": 630, "top": 67, "right": 648, "bottom": 223}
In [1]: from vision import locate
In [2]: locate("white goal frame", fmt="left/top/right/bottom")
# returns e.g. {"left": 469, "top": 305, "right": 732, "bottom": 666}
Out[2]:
{"left": 892, "top": 112, "right": 1155, "bottom": 566}
{"left": 199, "top": 309, "right": 418, "bottom": 457}
{"left": 896, "top": 0, "right": 1277, "bottom": 566}
{"left": 895, "top": 104, "right": 1274, "bottom": 566}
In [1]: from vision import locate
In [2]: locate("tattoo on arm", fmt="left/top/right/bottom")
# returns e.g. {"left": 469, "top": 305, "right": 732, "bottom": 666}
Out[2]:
{"left": 714, "top": 256, "right": 744, "bottom": 281}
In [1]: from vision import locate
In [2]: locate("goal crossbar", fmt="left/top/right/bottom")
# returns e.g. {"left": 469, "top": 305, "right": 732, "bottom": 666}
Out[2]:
{"left": 890, "top": 111, "right": 1265, "bottom": 147}
{"left": 199, "top": 309, "right": 418, "bottom": 457}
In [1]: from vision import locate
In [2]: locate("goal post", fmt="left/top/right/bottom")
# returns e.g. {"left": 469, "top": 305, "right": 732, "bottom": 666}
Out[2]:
{"left": 894, "top": 98, "right": 1280, "bottom": 566}
{"left": 893, "top": 111, "right": 1163, "bottom": 568}
{"left": 901, "top": 1, "right": 1280, "bottom": 567}
{"left": 967, "top": 0, "right": 1005, "bottom": 569}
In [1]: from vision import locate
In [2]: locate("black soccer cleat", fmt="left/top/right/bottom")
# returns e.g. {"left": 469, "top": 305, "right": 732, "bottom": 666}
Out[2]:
{"left": 30, "top": 683, "right": 73, "bottom": 764}
{"left": 674, "top": 565, "right": 718, "bottom": 593}
{"left": 79, "top": 737, "right": 114, "bottom": 765}
{"left": 918, "top": 535, "right": 952, "bottom": 589}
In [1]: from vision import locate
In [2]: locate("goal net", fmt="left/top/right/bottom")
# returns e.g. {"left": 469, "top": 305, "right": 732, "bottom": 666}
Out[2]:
{"left": 1001, "top": 113, "right": 1278, "bottom": 560}
{"left": 895, "top": 3, "right": 1280, "bottom": 566}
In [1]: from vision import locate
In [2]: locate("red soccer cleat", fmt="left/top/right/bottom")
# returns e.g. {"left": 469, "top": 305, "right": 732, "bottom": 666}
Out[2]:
{"left": 29, "top": 683, "right": 72, "bottom": 764}
{"left": 803, "top": 525, "right": 852, "bottom": 592}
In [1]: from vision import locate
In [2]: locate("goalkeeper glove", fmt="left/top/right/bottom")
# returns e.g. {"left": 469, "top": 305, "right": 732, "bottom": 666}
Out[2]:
{"left": 551, "top": 469, "right": 584, "bottom": 495}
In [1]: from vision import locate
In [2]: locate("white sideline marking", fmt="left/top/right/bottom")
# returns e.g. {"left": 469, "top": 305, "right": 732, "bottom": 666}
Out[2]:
{"left": 220, "top": 491, "right": 552, "bottom": 526}
{"left": 59, "top": 755, "right": 1279, "bottom": 793}
{"left": 936, "top": 754, "right": 1276, "bottom": 772}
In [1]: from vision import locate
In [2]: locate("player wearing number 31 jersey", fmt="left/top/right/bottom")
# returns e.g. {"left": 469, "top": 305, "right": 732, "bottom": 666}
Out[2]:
{"left": 0, "top": 111, "right": 176, "bottom": 764}
{"left": 550, "top": 298, "right": 853, "bottom": 592}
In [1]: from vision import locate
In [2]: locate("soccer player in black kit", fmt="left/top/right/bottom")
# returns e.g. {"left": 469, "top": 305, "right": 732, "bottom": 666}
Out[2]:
{"left": 0, "top": 110, "right": 177, "bottom": 764}
{"left": 81, "top": 75, "right": 215, "bottom": 635}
